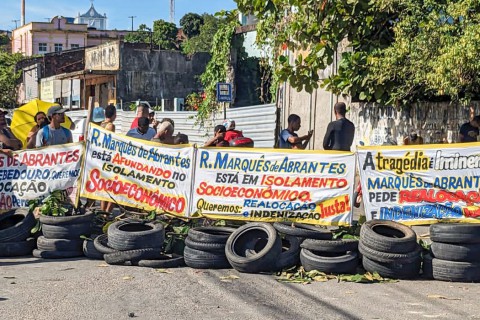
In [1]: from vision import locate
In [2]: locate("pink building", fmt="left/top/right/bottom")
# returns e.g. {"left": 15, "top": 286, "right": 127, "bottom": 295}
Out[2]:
{"left": 11, "top": 16, "right": 129, "bottom": 56}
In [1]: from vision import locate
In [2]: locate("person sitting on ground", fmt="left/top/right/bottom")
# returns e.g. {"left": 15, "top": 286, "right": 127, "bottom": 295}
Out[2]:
{"left": 151, "top": 121, "right": 175, "bottom": 144}
{"left": 26, "top": 111, "right": 48, "bottom": 149}
{"left": 459, "top": 115, "right": 480, "bottom": 142}
{"left": 35, "top": 106, "right": 72, "bottom": 147}
{"left": 130, "top": 103, "right": 149, "bottom": 129}
{"left": 279, "top": 114, "right": 313, "bottom": 149}
{"left": 174, "top": 133, "right": 189, "bottom": 145}
{"left": 0, "top": 110, "right": 22, "bottom": 151}
{"left": 222, "top": 119, "right": 243, "bottom": 143}
{"left": 126, "top": 117, "right": 156, "bottom": 141}
{"left": 403, "top": 130, "right": 424, "bottom": 145}
{"left": 204, "top": 125, "right": 229, "bottom": 147}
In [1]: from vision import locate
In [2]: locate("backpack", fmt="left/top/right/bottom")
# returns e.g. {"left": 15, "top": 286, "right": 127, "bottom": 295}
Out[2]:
{"left": 229, "top": 137, "right": 254, "bottom": 148}
{"left": 42, "top": 125, "right": 71, "bottom": 146}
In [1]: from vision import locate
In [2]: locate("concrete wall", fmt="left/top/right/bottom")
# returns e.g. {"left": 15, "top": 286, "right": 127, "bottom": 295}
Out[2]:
{"left": 116, "top": 44, "right": 210, "bottom": 102}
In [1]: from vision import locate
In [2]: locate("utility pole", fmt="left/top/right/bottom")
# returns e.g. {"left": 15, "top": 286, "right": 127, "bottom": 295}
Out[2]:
{"left": 11, "top": 20, "right": 19, "bottom": 29}
{"left": 128, "top": 16, "right": 136, "bottom": 31}
{"left": 170, "top": 0, "right": 175, "bottom": 24}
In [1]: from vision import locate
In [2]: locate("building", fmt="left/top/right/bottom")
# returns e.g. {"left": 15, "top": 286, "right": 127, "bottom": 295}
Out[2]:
{"left": 74, "top": 3, "right": 107, "bottom": 30}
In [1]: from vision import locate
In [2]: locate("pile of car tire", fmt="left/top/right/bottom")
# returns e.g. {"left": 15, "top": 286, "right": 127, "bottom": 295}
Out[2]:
{"left": 273, "top": 222, "right": 360, "bottom": 274}
{"left": 93, "top": 220, "right": 184, "bottom": 268}
{"left": 423, "top": 223, "right": 480, "bottom": 282}
{"left": 0, "top": 209, "right": 36, "bottom": 257}
{"left": 34, "top": 210, "right": 94, "bottom": 259}
{"left": 359, "top": 219, "right": 422, "bottom": 279}
{"left": 184, "top": 226, "right": 236, "bottom": 269}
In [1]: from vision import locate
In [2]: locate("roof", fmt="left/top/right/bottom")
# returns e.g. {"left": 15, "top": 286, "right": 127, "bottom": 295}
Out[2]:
{"left": 79, "top": 4, "right": 105, "bottom": 19}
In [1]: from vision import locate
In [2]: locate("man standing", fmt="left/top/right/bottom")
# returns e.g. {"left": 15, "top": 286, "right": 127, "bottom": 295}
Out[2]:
{"left": 0, "top": 110, "right": 22, "bottom": 150}
{"left": 35, "top": 106, "right": 72, "bottom": 147}
{"left": 323, "top": 102, "right": 355, "bottom": 151}
{"left": 459, "top": 115, "right": 480, "bottom": 142}
{"left": 278, "top": 114, "right": 313, "bottom": 149}
{"left": 126, "top": 117, "right": 156, "bottom": 141}
{"left": 130, "top": 103, "right": 149, "bottom": 129}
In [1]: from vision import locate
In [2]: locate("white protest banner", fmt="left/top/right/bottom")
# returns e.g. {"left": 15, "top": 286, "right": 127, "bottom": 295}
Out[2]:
{"left": 0, "top": 143, "right": 84, "bottom": 210}
{"left": 357, "top": 143, "right": 480, "bottom": 225}
{"left": 192, "top": 148, "right": 355, "bottom": 225}
{"left": 80, "top": 124, "right": 194, "bottom": 216}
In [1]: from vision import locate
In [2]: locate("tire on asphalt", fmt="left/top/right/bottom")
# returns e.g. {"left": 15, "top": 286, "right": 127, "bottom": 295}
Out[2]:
{"left": 301, "top": 238, "right": 359, "bottom": 253}
{"left": 225, "top": 222, "right": 282, "bottom": 273}
{"left": 430, "top": 223, "right": 480, "bottom": 244}
{"left": 107, "top": 220, "right": 165, "bottom": 251}
{"left": 39, "top": 210, "right": 93, "bottom": 226}
{"left": 93, "top": 234, "right": 117, "bottom": 254}
{"left": 0, "top": 238, "right": 36, "bottom": 257}
{"left": 184, "top": 237, "right": 225, "bottom": 253}
{"left": 430, "top": 241, "right": 480, "bottom": 262}
{"left": 32, "top": 249, "right": 84, "bottom": 259}
{"left": 428, "top": 256, "right": 480, "bottom": 282}
{"left": 360, "top": 219, "right": 417, "bottom": 254}
{"left": 275, "top": 235, "right": 301, "bottom": 271}
{"left": 300, "top": 248, "right": 359, "bottom": 274}
{"left": 187, "top": 227, "right": 236, "bottom": 244}
{"left": 138, "top": 254, "right": 186, "bottom": 268}
{"left": 0, "top": 209, "right": 36, "bottom": 242}
{"left": 183, "top": 246, "right": 231, "bottom": 269}
{"left": 83, "top": 239, "right": 104, "bottom": 260}
{"left": 41, "top": 222, "right": 91, "bottom": 240}
{"left": 273, "top": 222, "right": 333, "bottom": 240}
{"left": 104, "top": 248, "right": 164, "bottom": 265}
{"left": 362, "top": 255, "right": 421, "bottom": 279}
{"left": 37, "top": 236, "right": 83, "bottom": 252}
{"left": 358, "top": 242, "right": 422, "bottom": 264}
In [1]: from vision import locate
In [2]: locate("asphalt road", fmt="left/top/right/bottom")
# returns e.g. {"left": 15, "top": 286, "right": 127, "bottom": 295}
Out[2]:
{"left": 1, "top": 257, "right": 479, "bottom": 320}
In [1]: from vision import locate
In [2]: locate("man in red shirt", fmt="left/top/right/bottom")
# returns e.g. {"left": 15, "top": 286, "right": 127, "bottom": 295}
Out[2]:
{"left": 130, "top": 103, "right": 149, "bottom": 129}
{"left": 222, "top": 119, "right": 243, "bottom": 143}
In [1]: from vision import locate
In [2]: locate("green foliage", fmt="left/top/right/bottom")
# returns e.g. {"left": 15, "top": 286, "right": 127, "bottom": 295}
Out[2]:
{"left": 277, "top": 267, "right": 397, "bottom": 284}
{"left": 181, "top": 14, "right": 226, "bottom": 55}
{"left": 0, "top": 52, "right": 23, "bottom": 108}
{"left": 153, "top": 19, "right": 178, "bottom": 50}
{"left": 180, "top": 13, "right": 204, "bottom": 38}
{"left": 34, "top": 190, "right": 69, "bottom": 217}
{"left": 124, "top": 24, "right": 152, "bottom": 43}
{"left": 236, "top": 0, "right": 480, "bottom": 106}
{"left": 197, "top": 10, "right": 239, "bottom": 125}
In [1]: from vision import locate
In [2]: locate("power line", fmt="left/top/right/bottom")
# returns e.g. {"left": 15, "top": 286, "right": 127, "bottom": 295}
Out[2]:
{"left": 128, "top": 16, "right": 136, "bottom": 31}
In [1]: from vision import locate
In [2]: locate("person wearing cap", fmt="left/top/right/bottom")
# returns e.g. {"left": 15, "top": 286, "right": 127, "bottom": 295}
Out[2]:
{"left": 323, "top": 102, "right": 355, "bottom": 151}
{"left": 222, "top": 119, "right": 244, "bottom": 143}
{"left": 126, "top": 117, "right": 156, "bottom": 141}
{"left": 92, "top": 106, "right": 105, "bottom": 125}
{"left": 0, "top": 109, "right": 22, "bottom": 151}
{"left": 403, "top": 130, "right": 424, "bottom": 145}
{"left": 26, "top": 112, "right": 49, "bottom": 149}
{"left": 35, "top": 105, "right": 73, "bottom": 147}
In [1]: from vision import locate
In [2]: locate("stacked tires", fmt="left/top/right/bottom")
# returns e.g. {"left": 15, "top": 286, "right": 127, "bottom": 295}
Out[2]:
{"left": 34, "top": 211, "right": 94, "bottom": 259}
{"left": 184, "top": 227, "right": 235, "bottom": 269}
{"left": 273, "top": 222, "right": 360, "bottom": 274}
{"left": 424, "top": 223, "right": 480, "bottom": 282}
{"left": 0, "top": 209, "right": 36, "bottom": 257}
{"left": 359, "top": 219, "right": 421, "bottom": 279}
{"left": 93, "top": 220, "right": 183, "bottom": 267}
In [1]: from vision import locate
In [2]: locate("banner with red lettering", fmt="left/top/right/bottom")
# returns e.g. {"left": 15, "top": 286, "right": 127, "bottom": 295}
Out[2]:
{"left": 80, "top": 124, "right": 194, "bottom": 216}
{"left": 192, "top": 148, "right": 355, "bottom": 225}
{"left": 357, "top": 143, "right": 480, "bottom": 225}
{"left": 0, "top": 143, "right": 83, "bottom": 210}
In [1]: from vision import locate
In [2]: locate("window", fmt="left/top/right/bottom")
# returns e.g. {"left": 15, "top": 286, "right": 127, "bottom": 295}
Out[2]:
{"left": 54, "top": 43, "right": 63, "bottom": 52}
{"left": 38, "top": 43, "right": 47, "bottom": 53}
{"left": 71, "top": 44, "right": 80, "bottom": 49}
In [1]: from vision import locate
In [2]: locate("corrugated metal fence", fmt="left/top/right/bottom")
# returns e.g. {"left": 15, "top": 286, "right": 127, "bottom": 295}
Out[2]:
{"left": 67, "top": 103, "right": 277, "bottom": 148}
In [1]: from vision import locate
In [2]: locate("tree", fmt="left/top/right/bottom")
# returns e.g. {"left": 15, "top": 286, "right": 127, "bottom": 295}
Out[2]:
{"left": 182, "top": 14, "right": 225, "bottom": 55}
{"left": 124, "top": 24, "right": 152, "bottom": 44}
{"left": 235, "top": 0, "right": 480, "bottom": 106}
{"left": 153, "top": 19, "right": 178, "bottom": 50}
{"left": 0, "top": 52, "right": 23, "bottom": 108}
{"left": 180, "top": 13, "right": 204, "bottom": 38}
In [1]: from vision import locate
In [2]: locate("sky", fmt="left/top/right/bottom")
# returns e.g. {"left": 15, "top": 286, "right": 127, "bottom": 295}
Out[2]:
{"left": 0, "top": 0, "right": 238, "bottom": 31}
